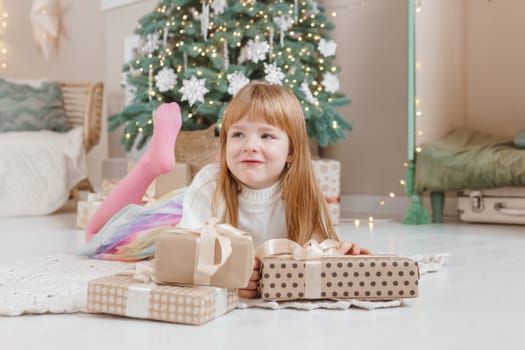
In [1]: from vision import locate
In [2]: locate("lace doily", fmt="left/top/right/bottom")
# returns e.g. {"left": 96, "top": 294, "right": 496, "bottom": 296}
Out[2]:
{"left": 0, "top": 255, "right": 134, "bottom": 316}
{"left": 0, "top": 254, "right": 447, "bottom": 316}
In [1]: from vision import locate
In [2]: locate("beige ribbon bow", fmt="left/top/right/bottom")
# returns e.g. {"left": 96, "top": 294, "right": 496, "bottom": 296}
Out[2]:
{"left": 255, "top": 238, "right": 343, "bottom": 299}
{"left": 193, "top": 217, "right": 251, "bottom": 285}
{"left": 255, "top": 238, "right": 342, "bottom": 261}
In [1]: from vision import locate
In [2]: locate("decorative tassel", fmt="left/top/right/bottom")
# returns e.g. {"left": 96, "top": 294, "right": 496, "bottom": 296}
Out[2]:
{"left": 401, "top": 161, "right": 429, "bottom": 224}
{"left": 147, "top": 66, "right": 153, "bottom": 102}
{"left": 402, "top": 195, "right": 429, "bottom": 225}
{"left": 223, "top": 40, "right": 229, "bottom": 69}
{"left": 162, "top": 26, "right": 168, "bottom": 47}
{"left": 200, "top": 2, "right": 210, "bottom": 41}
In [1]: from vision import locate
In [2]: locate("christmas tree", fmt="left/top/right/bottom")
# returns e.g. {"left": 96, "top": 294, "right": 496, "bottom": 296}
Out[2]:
{"left": 110, "top": 0, "right": 352, "bottom": 151}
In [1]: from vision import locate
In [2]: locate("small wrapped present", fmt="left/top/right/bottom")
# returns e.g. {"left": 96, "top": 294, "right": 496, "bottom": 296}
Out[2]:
{"left": 76, "top": 193, "right": 103, "bottom": 229}
{"left": 154, "top": 218, "right": 254, "bottom": 288}
{"left": 87, "top": 274, "right": 238, "bottom": 325}
{"left": 257, "top": 239, "right": 419, "bottom": 301}
{"left": 311, "top": 158, "right": 340, "bottom": 224}
{"left": 154, "top": 162, "right": 192, "bottom": 198}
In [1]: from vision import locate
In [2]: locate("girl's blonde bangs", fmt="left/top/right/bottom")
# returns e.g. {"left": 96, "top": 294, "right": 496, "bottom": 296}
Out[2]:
{"left": 222, "top": 83, "right": 296, "bottom": 131}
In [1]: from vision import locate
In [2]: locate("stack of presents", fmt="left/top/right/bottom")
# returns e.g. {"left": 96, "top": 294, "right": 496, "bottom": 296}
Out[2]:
{"left": 80, "top": 158, "right": 420, "bottom": 325}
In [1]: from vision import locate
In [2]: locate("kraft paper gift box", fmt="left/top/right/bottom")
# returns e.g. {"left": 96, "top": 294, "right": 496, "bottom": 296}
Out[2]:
{"left": 76, "top": 193, "right": 103, "bottom": 229}
{"left": 87, "top": 274, "right": 238, "bottom": 325}
{"left": 257, "top": 239, "right": 419, "bottom": 301}
{"left": 154, "top": 218, "right": 254, "bottom": 289}
{"left": 311, "top": 158, "right": 340, "bottom": 225}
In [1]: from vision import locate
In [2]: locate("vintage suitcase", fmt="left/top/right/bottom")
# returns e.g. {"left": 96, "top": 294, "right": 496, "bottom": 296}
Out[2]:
{"left": 458, "top": 188, "right": 525, "bottom": 224}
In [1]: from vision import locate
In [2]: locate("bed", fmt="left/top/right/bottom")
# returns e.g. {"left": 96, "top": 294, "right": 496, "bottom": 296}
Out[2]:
{"left": 0, "top": 81, "right": 103, "bottom": 216}
{"left": 415, "top": 128, "right": 525, "bottom": 222}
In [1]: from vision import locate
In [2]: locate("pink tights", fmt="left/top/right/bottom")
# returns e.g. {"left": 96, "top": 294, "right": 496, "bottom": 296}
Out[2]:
{"left": 85, "top": 102, "right": 182, "bottom": 241}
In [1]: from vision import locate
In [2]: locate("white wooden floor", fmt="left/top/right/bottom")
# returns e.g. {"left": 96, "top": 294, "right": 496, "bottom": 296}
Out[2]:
{"left": 0, "top": 209, "right": 524, "bottom": 350}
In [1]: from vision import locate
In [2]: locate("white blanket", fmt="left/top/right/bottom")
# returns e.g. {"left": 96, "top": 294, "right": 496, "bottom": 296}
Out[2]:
{"left": 0, "top": 127, "right": 87, "bottom": 216}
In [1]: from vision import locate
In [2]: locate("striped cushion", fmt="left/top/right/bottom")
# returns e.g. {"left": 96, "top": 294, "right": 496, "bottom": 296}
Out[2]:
{"left": 0, "top": 79, "right": 70, "bottom": 132}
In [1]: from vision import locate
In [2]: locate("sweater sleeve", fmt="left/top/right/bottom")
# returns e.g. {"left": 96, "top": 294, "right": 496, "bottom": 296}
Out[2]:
{"left": 177, "top": 163, "right": 220, "bottom": 229}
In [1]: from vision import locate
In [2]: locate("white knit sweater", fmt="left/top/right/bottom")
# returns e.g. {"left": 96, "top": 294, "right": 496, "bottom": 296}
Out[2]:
{"left": 178, "top": 163, "right": 287, "bottom": 246}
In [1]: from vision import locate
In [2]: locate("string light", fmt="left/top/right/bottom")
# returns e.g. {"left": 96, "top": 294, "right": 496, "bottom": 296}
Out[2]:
{"left": 0, "top": 2, "right": 8, "bottom": 70}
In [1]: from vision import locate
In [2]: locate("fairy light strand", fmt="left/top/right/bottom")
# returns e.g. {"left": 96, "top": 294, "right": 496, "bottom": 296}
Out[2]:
{"left": 0, "top": 2, "right": 8, "bottom": 70}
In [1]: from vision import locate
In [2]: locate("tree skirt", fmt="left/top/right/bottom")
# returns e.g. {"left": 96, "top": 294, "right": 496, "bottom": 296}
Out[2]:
{"left": 0, "top": 254, "right": 448, "bottom": 316}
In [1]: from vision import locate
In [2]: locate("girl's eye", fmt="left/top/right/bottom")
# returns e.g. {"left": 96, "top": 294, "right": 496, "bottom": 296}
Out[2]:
{"left": 261, "top": 133, "right": 275, "bottom": 140}
{"left": 231, "top": 131, "right": 244, "bottom": 138}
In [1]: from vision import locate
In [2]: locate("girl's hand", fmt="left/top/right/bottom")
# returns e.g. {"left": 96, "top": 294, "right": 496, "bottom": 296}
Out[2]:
{"left": 338, "top": 241, "right": 371, "bottom": 255}
{"left": 238, "top": 258, "right": 261, "bottom": 299}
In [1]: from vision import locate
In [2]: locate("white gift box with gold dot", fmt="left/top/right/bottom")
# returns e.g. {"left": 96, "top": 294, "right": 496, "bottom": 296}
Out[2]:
{"left": 311, "top": 158, "right": 341, "bottom": 225}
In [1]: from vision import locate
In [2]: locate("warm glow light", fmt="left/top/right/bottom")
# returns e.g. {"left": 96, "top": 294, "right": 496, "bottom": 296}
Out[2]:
{"left": 0, "top": 7, "right": 7, "bottom": 70}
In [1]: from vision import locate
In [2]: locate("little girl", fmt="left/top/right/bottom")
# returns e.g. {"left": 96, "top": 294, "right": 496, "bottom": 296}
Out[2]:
{"left": 83, "top": 81, "right": 369, "bottom": 298}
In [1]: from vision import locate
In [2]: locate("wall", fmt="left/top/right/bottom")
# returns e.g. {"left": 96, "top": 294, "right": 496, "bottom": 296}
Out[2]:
{"left": 415, "top": 0, "right": 525, "bottom": 141}
{"left": 466, "top": 0, "right": 525, "bottom": 137}
{"left": 102, "top": 0, "right": 158, "bottom": 159}
{"left": 415, "top": 0, "right": 466, "bottom": 145}
{"left": 322, "top": 0, "right": 408, "bottom": 197}
{"left": 1, "top": 0, "right": 106, "bottom": 188}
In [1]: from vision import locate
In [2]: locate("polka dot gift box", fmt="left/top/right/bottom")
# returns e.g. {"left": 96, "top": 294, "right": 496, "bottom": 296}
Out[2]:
{"left": 257, "top": 240, "right": 420, "bottom": 301}
{"left": 311, "top": 158, "right": 340, "bottom": 225}
{"left": 87, "top": 275, "right": 238, "bottom": 325}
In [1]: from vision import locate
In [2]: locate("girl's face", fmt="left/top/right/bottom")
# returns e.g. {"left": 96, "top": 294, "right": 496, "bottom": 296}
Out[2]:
{"left": 226, "top": 118, "right": 290, "bottom": 189}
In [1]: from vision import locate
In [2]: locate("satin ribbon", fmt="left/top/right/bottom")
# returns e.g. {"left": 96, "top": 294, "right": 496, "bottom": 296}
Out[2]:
{"left": 255, "top": 238, "right": 342, "bottom": 261}
{"left": 125, "top": 283, "right": 228, "bottom": 319}
{"left": 256, "top": 239, "right": 343, "bottom": 299}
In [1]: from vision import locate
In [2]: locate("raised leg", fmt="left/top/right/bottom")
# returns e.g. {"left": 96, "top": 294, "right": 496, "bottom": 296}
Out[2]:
{"left": 85, "top": 102, "right": 182, "bottom": 241}
{"left": 430, "top": 191, "right": 445, "bottom": 223}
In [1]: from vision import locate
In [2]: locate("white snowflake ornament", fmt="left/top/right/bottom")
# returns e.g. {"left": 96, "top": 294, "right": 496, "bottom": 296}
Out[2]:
{"left": 322, "top": 73, "right": 340, "bottom": 93}
{"left": 318, "top": 38, "right": 337, "bottom": 57}
{"left": 212, "top": 0, "right": 227, "bottom": 15}
{"left": 179, "top": 75, "right": 209, "bottom": 106}
{"left": 273, "top": 15, "right": 293, "bottom": 46}
{"left": 141, "top": 34, "right": 160, "bottom": 55}
{"left": 246, "top": 37, "right": 270, "bottom": 63}
{"left": 264, "top": 62, "right": 285, "bottom": 85}
{"left": 155, "top": 67, "right": 177, "bottom": 92}
{"left": 227, "top": 71, "right": 250, "bottom": 96}
{"left": 300, "top": 80, "right": 318, "bottom": 104}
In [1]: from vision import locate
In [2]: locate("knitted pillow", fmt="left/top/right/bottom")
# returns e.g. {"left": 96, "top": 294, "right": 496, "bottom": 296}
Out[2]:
{"left": 0, "top": 79, "right": 70, "bottom": 133}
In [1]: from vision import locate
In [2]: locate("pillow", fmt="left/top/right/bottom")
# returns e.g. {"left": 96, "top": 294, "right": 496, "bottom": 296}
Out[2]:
{"left": 514, "top": 129, "right": 525, "bottom": 149}
{"left": 0, "top": 79, "right": 70, "bottom": 133}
